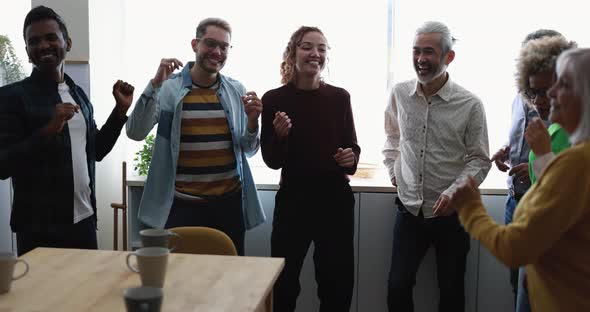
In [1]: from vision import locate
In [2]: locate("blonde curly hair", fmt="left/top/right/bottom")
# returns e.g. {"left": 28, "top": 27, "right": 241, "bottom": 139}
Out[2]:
{"left": 516, "top": 35, "right": 576, "bottom": 96}
{"left": 280, "top": 26, "right": 325, "bottom": 85}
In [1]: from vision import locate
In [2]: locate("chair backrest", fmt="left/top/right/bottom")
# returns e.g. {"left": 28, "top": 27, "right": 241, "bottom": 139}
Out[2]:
{"left": 167, "top": 226, "right": 237, "bottom": 256}
{"left": 111, "top": 161, "right": 128, "bottom": 251}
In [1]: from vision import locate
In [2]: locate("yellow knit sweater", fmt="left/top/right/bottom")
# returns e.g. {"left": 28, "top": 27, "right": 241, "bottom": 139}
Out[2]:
{"left": 458, "top": 140, "right": 590, "bottom": 312}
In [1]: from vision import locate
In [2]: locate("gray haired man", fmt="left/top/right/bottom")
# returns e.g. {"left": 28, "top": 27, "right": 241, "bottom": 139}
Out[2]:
{"left": 383, "top": 21, "right": 491, "bottom": 311}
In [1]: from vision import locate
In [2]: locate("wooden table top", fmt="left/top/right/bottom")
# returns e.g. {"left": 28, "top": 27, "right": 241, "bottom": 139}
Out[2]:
{"left": 0, "top": 248, "right": 284, "bottom": 311}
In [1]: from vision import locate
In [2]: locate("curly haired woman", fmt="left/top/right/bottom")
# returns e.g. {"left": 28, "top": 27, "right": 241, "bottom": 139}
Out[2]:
{"left": 261, "top": 26, "right": 360, "bottom": 312}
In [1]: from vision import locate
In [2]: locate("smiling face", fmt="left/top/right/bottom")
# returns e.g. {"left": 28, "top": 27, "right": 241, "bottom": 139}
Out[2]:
{"left": 548, "top": 61, "right": 582, "bottom": 134}
{"left": 192, "top": 25, "right": 230, "bottom": 74}
{"left": 294, "top": 31, "right": 327, "bottom": 80}
{"left": 25, "top": 18, "right": 71, "bottom": 74}
{"left": 413, "top": 32, "right": 450, "bottom": 84}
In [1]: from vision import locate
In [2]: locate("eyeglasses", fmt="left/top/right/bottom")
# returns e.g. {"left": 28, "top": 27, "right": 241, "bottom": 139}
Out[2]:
{"left": 297, "top": 42, "right": 329, "bottom": 53}
{"left": 524, "top": 88, "right": 548, "bottom": 100}
{"left": 197, "top": 38, "right": 232, "bottom": 53}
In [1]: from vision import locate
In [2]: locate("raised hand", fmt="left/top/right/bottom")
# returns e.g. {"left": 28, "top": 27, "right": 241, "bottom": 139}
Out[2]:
{"left": 151, "top": 58, "right": 183, "bottom": 88}
{"left": 272, "top": 111, "right": 292, "bottom": 139}
{"left": 242, "top": 92, "right": 263, "bottom": 131}
{"left": 112, "top": 80, "right": 135, "bottom": 117}
{"left": 491, "top": 146, "right": 510, "bottom": 172}
{"left": 450, "top": 176, "right": 481, "bottom": 213}
{"left": 334, "top": 147, "right": 355, "bottom": 168}
{"left": 41, "top": 103, "right": 80, "bottom": 136}
{"left": 525, "top": 117, "right": 551, "bottom": 156}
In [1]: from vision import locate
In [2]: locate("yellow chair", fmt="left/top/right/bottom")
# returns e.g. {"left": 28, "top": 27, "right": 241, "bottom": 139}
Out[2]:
{"left": 167, "top": 226, "right": 237, "bottom": 256}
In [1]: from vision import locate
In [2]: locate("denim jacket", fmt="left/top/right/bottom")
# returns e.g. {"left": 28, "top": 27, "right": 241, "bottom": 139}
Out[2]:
{"left": 126, "top": 62, "right": 265, "bottom": 230}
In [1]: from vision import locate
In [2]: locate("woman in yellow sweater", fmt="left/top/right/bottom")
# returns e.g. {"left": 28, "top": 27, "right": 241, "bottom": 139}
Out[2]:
{"left": 451, "top": 48, "right": 590, "bottom": 312}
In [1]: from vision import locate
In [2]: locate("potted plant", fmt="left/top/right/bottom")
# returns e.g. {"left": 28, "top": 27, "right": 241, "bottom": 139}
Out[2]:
{"left": 0, "top": 35, "right": 25, "bottom": 86}
{"left": 133, "top": 134, "right": 155, "bottom": 176}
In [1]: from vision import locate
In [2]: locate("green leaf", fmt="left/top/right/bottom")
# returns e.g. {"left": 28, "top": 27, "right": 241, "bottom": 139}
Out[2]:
{"left": 133, "top": 134, "right": 155, "bottom": 176}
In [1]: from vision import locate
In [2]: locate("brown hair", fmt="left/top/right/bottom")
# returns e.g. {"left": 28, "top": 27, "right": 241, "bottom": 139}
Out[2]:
{"left": 516, "top": 35, "right": 576, "bottom": 96}
{"left": 280, "top": 26, "right": 325, "bottom": 85}
{"left": 196, "top": 17, "right": 232, "bottom": 39}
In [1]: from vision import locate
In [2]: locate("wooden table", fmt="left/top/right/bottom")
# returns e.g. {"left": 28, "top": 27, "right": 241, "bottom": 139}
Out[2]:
{"left": 0, "top": 248, "right": 284, "bottom": 311}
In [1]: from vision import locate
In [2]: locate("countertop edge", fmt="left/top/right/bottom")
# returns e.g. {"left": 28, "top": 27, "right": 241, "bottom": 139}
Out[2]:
{"left": 127, "top": 178, "right": 506, "bottom": 195}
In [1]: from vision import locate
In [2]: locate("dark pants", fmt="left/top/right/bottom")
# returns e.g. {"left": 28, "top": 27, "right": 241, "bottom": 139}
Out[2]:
{"left": 387, "top": 199, "right": 470, "bottom": 312}
{"left": 271, "top": 178, "right": 355, "bottom": 312}
{"left": 16, "top": 216, "right": 98, "bottom": 256}
{"left": 164, "top": 191, "right": 245, "bottom": 255}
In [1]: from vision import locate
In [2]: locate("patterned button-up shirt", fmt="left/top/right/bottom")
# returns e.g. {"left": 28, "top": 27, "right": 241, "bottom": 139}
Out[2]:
{"left": 383, "top": 76, "right": 491, "bottom": 218}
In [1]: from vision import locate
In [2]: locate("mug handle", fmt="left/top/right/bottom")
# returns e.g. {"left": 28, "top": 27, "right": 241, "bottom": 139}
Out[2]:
{"left": 126, "top": 253, "right": 140, "bottom": 273}
{"left": 12, "top": 259, "right": 29, "bottom": 280}
{"left": 168, "top": 231, "right": 181, "bottom": 252}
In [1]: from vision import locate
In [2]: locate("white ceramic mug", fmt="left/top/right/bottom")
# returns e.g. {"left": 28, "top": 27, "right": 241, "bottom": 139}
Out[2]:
{"left": 126, "top": 247, "right": 169, "bottom": 287}
{"left": 0, "top": 252, "right": 29, "bottom": 294}
{"left": 139, "top": 229, "right": 181, "bottom": 251}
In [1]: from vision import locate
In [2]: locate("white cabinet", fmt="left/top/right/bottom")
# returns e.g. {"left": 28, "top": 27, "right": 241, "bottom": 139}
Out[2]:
{"left": 357, "top": 193, "right": 479, "bottom": 312}
{"left": 126, "top": 186, "right": 514, "bottom": 312}
{"left": 478, "top": 195, "right": 515, "bottom": 312}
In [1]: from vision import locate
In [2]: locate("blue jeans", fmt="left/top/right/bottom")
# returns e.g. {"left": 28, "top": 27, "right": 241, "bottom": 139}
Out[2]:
{"left": 505, "top": 195, "right": 519, "bottom": 304}
{"left": 387, "top": 199, "right": 470, "bottom": 312}
{"left": 516, "top": 267, "right": 531, "bottom": 312}
{"left": 505, "top": 195, "right": 518, "bottom": 224}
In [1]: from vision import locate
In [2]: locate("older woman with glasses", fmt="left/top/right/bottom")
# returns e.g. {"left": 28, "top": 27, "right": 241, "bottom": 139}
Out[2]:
{"left": 260, "top": 26, "right": 360, "bottom": 312}
{"left": 451, "top": 48, "right": 590, "bottom": 312}
{"left": 512, "top": 34, "right": 576, "bottom": 312}
{"left": 517, "top": 36, "right": 576, "bottom": 185}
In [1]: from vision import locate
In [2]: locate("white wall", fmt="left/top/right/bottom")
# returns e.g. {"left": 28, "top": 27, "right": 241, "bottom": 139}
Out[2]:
{"left": 87, "top": 0, "right": 130, "bottom": 250}
{"left": 31, "top": 0, "right": 89, "bottom": 62}
{"left": 0, "top": 179, "right": 14, "bottom": 253}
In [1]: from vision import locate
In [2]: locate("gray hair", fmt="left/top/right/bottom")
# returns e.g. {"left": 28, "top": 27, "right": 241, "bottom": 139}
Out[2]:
{"left": 196, "top": 17, "right": 232, "bottom": 39}
{"left": 415, "top": 21, "right": 456, "bottom": 55}
{"left": 556, "top": 48, "right": 590, "bottom": 144}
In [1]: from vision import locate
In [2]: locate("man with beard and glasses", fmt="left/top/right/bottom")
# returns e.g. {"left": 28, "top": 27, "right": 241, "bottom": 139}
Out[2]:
{"left": 382, "top": 21, "right": 490, "bottom": 312}
{"left": 126, "top": 17, "right": 264, "bottom": 255}
{"left": 0, "top": 6, "right": 134, "bottom": 255}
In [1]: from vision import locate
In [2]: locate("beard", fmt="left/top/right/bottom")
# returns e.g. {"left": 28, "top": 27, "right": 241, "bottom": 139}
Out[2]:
{"left": 196, "top": 52, "right": 226, "bottom": 74}
{"left": 415, "top": 62, "right": 447, "bottom": 84}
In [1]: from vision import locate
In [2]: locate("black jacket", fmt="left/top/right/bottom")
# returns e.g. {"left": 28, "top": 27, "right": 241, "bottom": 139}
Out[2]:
{"left": 0, "top": 69, "right": 127, "bottom": 232}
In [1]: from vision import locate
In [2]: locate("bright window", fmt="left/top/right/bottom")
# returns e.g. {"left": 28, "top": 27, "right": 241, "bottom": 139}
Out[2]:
{"left": 89, "top": 0, "right": 588, "bottom": 189}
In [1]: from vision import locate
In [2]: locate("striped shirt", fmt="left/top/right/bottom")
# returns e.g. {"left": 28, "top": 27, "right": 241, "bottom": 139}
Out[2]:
{"left": 383, "top": 76, "right": 491, "bottom": 218}
{"left": 175, "top": 86, "right": 241, "bottom": 199}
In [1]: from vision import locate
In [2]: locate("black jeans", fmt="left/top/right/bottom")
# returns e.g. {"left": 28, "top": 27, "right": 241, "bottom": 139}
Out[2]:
{"left": 164, "top": 191, "right": 245, "bottom": 255}
{"left": 271, "top": 179, "right": 355, "bottom": 312}
{"left": 387, "top": 199, "right": 470, "bottom": 312}
{"left": 16, "top": 216, "right": 98, "bottom": 256}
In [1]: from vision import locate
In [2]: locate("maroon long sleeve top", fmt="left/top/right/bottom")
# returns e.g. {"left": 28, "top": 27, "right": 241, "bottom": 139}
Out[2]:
{"left": 261, "top": 82, "right": 360, "bottom": 183}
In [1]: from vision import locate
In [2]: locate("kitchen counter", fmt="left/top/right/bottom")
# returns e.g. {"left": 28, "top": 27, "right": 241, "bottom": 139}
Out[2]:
{"left": 127, "top": 166, "right": 506, "bottom": 195}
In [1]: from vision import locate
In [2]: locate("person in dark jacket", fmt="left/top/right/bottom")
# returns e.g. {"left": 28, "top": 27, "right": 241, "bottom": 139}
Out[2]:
{"left": 0, "top": 5, "right": 134, "bottom": 255}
